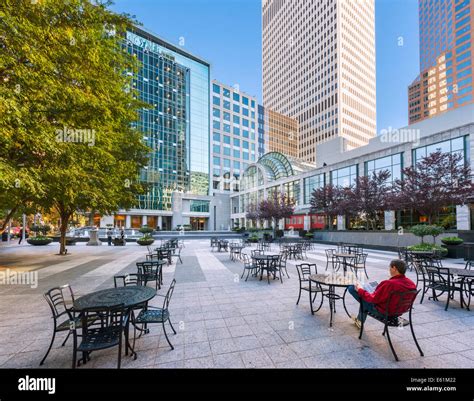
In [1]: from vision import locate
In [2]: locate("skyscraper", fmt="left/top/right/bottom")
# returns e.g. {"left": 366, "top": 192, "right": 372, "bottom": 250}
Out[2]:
{"left": 110, "top": 27, "right": 210, "bottom": 230}
{"left": 262, "top": 0, "right": 377, "bottom": 163}
{"left": 408, "top": 0, "right": 473, "bottom": 124}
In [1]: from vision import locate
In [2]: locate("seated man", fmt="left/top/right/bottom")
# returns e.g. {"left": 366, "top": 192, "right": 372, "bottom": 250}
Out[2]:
{"left": 348, "top": 259, "right": 416, "bottom": 328}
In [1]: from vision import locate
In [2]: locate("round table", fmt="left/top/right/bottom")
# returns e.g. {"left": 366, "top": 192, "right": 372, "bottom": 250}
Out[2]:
{"left": 74, "top": 286, "right": 156, "bottom": 311}
{"left": 333, "top": 253, "right": 357, "bottom": 274}
{"left": 74, "top": 286, "right": 156, "bottom": 361}
{"left": 309, "top": 273, "right": 356, "bottom": 327}
{"left": 252, "top": 254, "right": 280, "bottom": 283}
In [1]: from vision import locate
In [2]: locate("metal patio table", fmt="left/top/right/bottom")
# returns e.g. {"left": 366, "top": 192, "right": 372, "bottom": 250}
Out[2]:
{"left": 252, "top": 254, "right": 280, "bottom": 282}
{"left": 74, "top": 286, "right": 156, "bottom": 361}
{"left": 333, "top": 253, "right": 357, "bottom": 274}
{"left": 309, "top": 273, "right": 355, "bottom": 327}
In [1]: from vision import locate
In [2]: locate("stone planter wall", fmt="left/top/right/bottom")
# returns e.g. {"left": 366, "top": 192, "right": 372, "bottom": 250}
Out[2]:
{"left": 313, "top": 230, "right": 457, "bottom": 250}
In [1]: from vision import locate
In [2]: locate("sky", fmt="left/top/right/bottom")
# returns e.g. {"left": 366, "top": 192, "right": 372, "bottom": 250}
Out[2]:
{"left": 110, "top": 0, "right": 420, "bottom": 133}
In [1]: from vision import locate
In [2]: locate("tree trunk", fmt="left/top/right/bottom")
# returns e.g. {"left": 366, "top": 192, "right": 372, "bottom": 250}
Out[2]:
{"left": 59, "top": 212, "right": 71, "bottom": 255}
{"left": 0, "top": 205, "right": 19, "bottom": 234}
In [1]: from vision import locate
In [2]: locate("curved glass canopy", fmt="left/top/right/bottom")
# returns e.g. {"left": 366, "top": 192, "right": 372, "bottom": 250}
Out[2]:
{"left": 240, "top": 152, "right": 296, "bottom": 191}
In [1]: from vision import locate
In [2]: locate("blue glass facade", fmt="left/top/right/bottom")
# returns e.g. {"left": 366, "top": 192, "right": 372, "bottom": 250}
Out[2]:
{"left": 126, "top": 28, "right": 210, "bottom": 211}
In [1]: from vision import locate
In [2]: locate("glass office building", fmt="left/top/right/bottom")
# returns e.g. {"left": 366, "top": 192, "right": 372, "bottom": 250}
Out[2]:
{"left": 125, "top": 27, "right": 210, "bottom": 211}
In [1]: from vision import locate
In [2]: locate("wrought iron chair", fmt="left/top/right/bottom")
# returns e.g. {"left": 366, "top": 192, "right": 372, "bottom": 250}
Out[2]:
{"left": 41, "top": 284, "right": 83, "bottom": 366}
{"left": 295, "top": 263, "right": 325, "bottom": 313}
{"left": 241, "top": 253, "right": 259, "bottom": 281}
{"left": 136, "top": 261, "right": 163, "bottom": 290}
{"left": 358, "top": 289, "right": 424, "bottom": 362}
{"left": 133, "top": 279, "right": 177, "bottom": 350}
{"left": 113, "top": 273, "right": 143, "bottom": 288}
{"left": 258, "top": 255, "right": 280, "bottom": 284}
{"left": 277, "top": 250, "right": 290, "bottom": 279}
{"left": 350, "top": 253, "right": 369, "bottom": 279}
{"left": 171, "top": 245, "right": 183, "bottom": 264}
{"left": 325, "top": 249, "right": 337, "bottom": 271}
{"left": 72, "top": 303, "right": 128, "bottom": 369}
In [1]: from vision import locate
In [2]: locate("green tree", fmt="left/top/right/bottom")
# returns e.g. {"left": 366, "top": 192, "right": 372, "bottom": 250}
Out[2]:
{"left": 1, "top": 0, "right": 150, "bottom": 254}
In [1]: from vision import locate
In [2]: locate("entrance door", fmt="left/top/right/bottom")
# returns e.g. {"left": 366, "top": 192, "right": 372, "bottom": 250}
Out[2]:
{"left": 190, "top": 218, "right": 206, "bottom": 231}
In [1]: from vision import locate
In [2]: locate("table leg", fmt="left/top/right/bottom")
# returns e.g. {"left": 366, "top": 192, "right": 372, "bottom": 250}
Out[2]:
{"left": 329, "top": 286, "right": 334, "bottom": 327}
{"left": 342, "top": 287, "right": 351, "bottom": 319}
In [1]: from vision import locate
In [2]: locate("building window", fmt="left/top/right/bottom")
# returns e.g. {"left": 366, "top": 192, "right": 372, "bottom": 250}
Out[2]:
{"left": 413, "top": 136, "right": 467, "bottom": 164}
{"left": 304, "top": 174, "right": 325, "bottom": 204}
{"left": 212, "top": 84, "right": 220, "bottom": 94}
{"left": 365, "top": 153, "right": 403, "bottom": 183}
{"left": 190, "top": 200, "right": 210, "bottom": 213}
{"left": 330, "top": 165, "right": 358, "bottom": 187}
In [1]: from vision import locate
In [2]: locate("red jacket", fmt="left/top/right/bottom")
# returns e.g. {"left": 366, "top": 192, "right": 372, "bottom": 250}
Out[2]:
{"left": 357, "top": 275, "right": 417, "bottom": 316}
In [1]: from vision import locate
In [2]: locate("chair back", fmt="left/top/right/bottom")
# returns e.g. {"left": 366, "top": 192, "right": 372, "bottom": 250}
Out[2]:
{"left": 251, "top": 249, "right": 263, "bottom": 257}
{"left": 162, "top": 279, "right": 176, "bottom": 311}
{"left": 44, "top": 284, "right": 75, "bottom": 321}
{"left": 114, "top": 273, "right": 142, "bottom": 288}
{"left": 241, "top": 253, "right": 251, "bottom": 267}
{"left": 80, "top": 304, "right": 126, "bottom": 337}
{"left": 278, "top": 250, "right": 288, "bottom": 266}
{"left": 384, "top": 289, "right": 420, "bottom": 318}
{"left": 296, "top": 263, "right": 317, "bottom": 283}
{"left": 466, "top": 260, "right": 473, "bottom": 270}
{"left": 136, "top": 261, "right": 161, "bottom": 277}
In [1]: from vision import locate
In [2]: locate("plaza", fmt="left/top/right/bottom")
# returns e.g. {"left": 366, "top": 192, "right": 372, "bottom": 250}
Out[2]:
{"left": 0, "top": 240, "right": 473, "bottom": 370}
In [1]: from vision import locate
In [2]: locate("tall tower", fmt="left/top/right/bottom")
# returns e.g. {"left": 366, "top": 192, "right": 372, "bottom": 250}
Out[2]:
{"left": 408, "top": 0, "right": 474, "bottom": 124}
{"left": 262, "top": 0, "right": 377, "bottom": 163}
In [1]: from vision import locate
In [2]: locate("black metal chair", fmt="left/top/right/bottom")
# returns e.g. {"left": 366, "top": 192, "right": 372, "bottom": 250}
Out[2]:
{"left": 171, "top": 246, "right": 183, "bottom": 264}
{"left": 295, "top": 263, "right": 325, "bottom": 313}
{"left": 277, "top": 250, "right": 290, "bottom": 279}
{"left": 358, "top": 289, "right": 424, "bottom": 362}
{"left": 41, "top": 285, "right": 83, "bottom": 366}
{"left": 427, "top": 266, "right": 465, "bottom": 311}
{"left": 114, "top": 273, "right": 143, "bottom": 288}
{"left": 133, "top": 279, "right": 177, "bottom": 350}
{"left": 325, "top": 249, "right": 337, "bottom": 271}
{"left": 72, "top": 303, "right": 128, "bottom": 369}
{"left": 240, "top": 253, "right": 259, "bottom": 281}
{"left": 350, "top": 253, "right": 369, "bottom": 279}
{"left": 136, "top": 261, "right": 163, "bottom": 290}
{"left": 258, "top": 255, "right": 280, "bottom": 284}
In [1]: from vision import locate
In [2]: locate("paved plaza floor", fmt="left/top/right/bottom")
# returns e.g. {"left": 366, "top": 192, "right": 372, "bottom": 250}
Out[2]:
{"left": 0, "top": 239, "right": 473, "bottom": 369}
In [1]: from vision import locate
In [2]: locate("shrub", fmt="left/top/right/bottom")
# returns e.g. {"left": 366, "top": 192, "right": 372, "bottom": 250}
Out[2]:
{"left": 139, "top": 225, "right": 154, "bottom": 235}
{"left": 407, "top": 243, "right": 448, "bottom": 256}
{"left": 441, "top": 236, "right": 464, "bottom": 246}
{"left": 248, "top": 235, "right": 259, "bottom": 243}
{"left": 410, "top": 225, "right": 444, "bottom": 243}
{"left": 275, "top": 229, "right": 284, "bottom": 238}
{"left": 305, "top": 232, "right": 314, "bottom": 238}
{"left": 30, "top": 224, "right": 51, "bottom": 237}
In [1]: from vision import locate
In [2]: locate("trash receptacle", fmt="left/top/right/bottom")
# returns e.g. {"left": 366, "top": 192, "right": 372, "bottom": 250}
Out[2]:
{"left": 1, "top": 231, "right": 8, "bottom": 242}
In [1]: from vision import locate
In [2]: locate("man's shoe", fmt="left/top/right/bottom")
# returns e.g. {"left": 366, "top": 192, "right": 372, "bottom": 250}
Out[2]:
{"left": 353, "top": 317, "right": 362, "bottom": 329}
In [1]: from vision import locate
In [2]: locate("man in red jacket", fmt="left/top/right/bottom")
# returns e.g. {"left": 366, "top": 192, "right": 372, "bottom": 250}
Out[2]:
{"left": 348, "top": 259, "right": 416, "bottom": 328}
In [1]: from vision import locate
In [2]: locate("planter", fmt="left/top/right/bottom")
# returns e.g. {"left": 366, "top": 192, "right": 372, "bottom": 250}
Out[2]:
{"left": 136, "top": 239, "right": 155, "bottom": 246}
{"left": 113, "top": 238, "right": 126, "bottom": 246}
{"left": 65, "top": 238, "right": 77, "bottom": 246}
{"left": 441, "top": 244, "right": 464, "bottom": 259}
{"left": 27, "top": 238, "right": 53, "bottom": 246}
